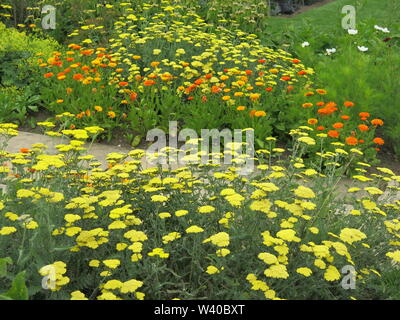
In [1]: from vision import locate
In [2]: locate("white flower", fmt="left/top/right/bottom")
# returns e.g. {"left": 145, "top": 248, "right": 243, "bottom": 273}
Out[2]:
{"left": 357, "top": 46, "right": 368, "bottom": 52}
{"left": 301, "top": 41, "right": 310, "bottom": 47}
{"left": 326, "top": 48, "right": 336, "bottom": 55}
{"left": 374, "top": 25, "right": 390, "bottom": 33}
{"left": 348, "top": 29, "right": 358, "bottom": 35}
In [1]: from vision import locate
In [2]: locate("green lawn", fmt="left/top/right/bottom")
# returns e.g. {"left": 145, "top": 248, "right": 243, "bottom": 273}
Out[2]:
{"left": 266, "top": 0, "right": 400, "bottom": 36}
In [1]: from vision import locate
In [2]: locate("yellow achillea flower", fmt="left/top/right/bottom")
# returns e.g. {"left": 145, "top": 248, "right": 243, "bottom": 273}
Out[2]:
{"left": 294, "top": 186, "right": 316, "bottom": 199}
{"left": 70, "top": 291, "right": 88, "bottom": 300}
{"left": 205, "top": 265, "right": 221, "bottom": 274}
{"left": 103, "top": 259, "right": 121, "bottom": 269}
{"left": 324, "top": 265, "right": 341, "bottom": 281}
{"left": 198, "top": 205, "right": 215, "bottom": 213}
{"left": 339, "top": 228, "right": 367, "bottom": 244}
{"left": 186, "top": 225, "right": 204, "bottom": 233}
{"left": 0, "top": 227, "right": 17, "bottom": 235}
{"left": 386, "top": 250, "right": 400, "bottom": 263}
{"left": 296, "top": 267, "right": 313, "bottom": 277}
{"left": 203, "top": 232, "right": 230, "bottom": 247}
{"left": 264, "top": 264, "right": 289, "bottom": 279}
{"left": 258, "top": 252, "right": 278, "bottom": 264}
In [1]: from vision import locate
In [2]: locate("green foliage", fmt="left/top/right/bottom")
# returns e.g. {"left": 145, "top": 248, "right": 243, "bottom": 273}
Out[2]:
{"left": 0, "top": 87, "right": 40, "bottom": 125}
{"left": 0, "top": 22, "right": 58, "bottom": 88}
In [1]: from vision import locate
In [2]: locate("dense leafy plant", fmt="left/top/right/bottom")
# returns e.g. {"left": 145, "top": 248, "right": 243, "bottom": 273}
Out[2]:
{"left": 1, "top": 123, "right": 400, "bottom": 299}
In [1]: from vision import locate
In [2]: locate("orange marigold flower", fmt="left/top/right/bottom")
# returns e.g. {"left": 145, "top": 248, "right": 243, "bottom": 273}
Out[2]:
{"left": 298, "top": 70, "right": 307, "bottom": 75}
{"left": 143, "top": 80, "right": 156, "bottom": 86}
{"left": 258, "top": 59, "right": 266, "bottom": 63}
{"left": 371, "top": 119, "right": 384, "bottom": 126}
{"left": 344, "top": 101, "right": 355, "bottom": 107}
{"left": 358, "top": 124, "right": 369, "bottom": 131}
{"left": 302, "top": 103, "right": 313, "bottom": 108}
{"left": 119, "top": 81, "right": 129, "bottom": 87}
{"left": 194, "top": 78, "right": 204, "bottom": 85}
{"left": 308, "top": 118, "right": 318, "bottom": 125}
{"left": 245, "top": 70, "right": 252, "bottom": 75}
{"left": 341, "top": 115, "right": 350, "bottom": 120}
{"left": 249, "top": 93, "right": 261, "bottom": 101}
{"left": 254, "top": 111, "right": 267, "bottom": 117}
{"left": 20, "top": 148, "right": 30, "bottom": 153}
{"left": 73, "top": 73, "right": 84, "bottom": 80}
{"left": 316, "top": 102, "right": 325, "bottom": 106}
{"left": 316, "top": 126, "right": 325, "bottom": 131}
{"left": 359, "top": 139, "right": 365, "bottom": 144}
{"left": 108, "top": 111, "right": 116, "bottom": 119}
{"left": 237, "top": 106, "right": 246, "bottom": 111}
{"left": 281, "top": 76, "right": 291, "bottom": 81}
{"left": 292, "top": 59, "right": 301, "bottom": 64}
{"left": 249, "top": 110, "right": 257, "bottom": 117}
{"left": 305, "top": 92, "right": 315, "bottom": 96}
{"left": 94, "top": 106, "right": 103, "bottom": 112}
{"left": 130, "top": 92, "right": 138, "bottom": 101}
{"left": 345, "top": 136, "right": 358, "bottom": 145}
{"left": 373, "top": 137, "right": 384, "bottom": 145}
{"left": 328, "top": 130, "right": 340, "bottom": 138}
{"left": 211, "top": 85, "right": 221, "bottom": 94}
{"left": 85, "top": 109, "right": 91, "bottom": 117}
{"left": 265, "top": 87, "right": 273, "bottom": 92}
{"left": 316, "top": 89, "right": 327, "bottom": 95}
{"left": 359, "top": 112, "right": 370, "bottom": 118}
{"left": 44, "top": 72, "right": 54, "bottom": 78}
{"left": 333, "top": 122, "right": 344, "bottom": 129}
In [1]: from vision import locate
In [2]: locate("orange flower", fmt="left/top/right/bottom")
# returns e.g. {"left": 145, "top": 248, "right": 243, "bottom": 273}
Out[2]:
{"left": 258, "top": 59, "right": 266, "bottom": 63}
{"left": 249, "top": 110, "right": 257, "bottom": 117}
{"left": 237, "top": 106, "right": 246, "bottom": 111}
{"left": 359, "top": 112, "right": 370, "bottom": 118}
{"left": 316, "top": 126, "right": 325, "bottom": 131}
{"left": 341, "top": 115, "right": 350, "bottom": 120}
{"left": 194, "top": 78, "right": 204, "bottom": 85}
{"left": 305, "top": 92, "right": 315, "bottom": 96}
{"left": 265, "top": 87, "right": 273, "bottom": 92}
{"left": 281, "top": 76, "right": 291, "bottom": 81}
{"left": 359, "top": 139, "right": 365, "bottom": 144}
{"left": 371, "top": 119, "right": 384, "bottom": 126}
{"left": 73, "top": 73, "right": 84, "bottom": 80}
{"left": 44, "top": 72, "right": 54, "bottom": 78}
{"left": 358, "top": 124, "right": 369, "bottom": 131}
{"left": 249, "top": 93, "right": 261, "bottom": 101}
{"left": 345, "top": 136, "right": 358, "bottom": 145}
{"left": 302, "top": 103, "right": 313, "bottom": 108}
{"left": 373, "top": 137, "right": 384, "bottom": 145}
{"left": 298, "top": 70, "right": 307, "bottom": 75}
{"left": 328, "top": 130, "right": 340, "bottom": 138}
{"left": 344, "top": 101, "right": 355, "bottom": 107}
{"left": 254, "top": 111, "right": 266, "bottom": 117}
{"left": 292, "top": 59, "right": 301, "bottom": 63}
{"left": 245, "top": 70, "right": 252, "bottom": 75}
{"left": 108, "top": 111, "right": 116, "bottom": 119}
{"left": 211, "top": 85, "right": 221, "bottom": 94}
{"left": 94, "top": 106, "right": 103, "bottom": 112}
{"left": 66, "top": 88, "right": 73, "bottom": 94}
{"left": 130, "top": 92, "right": 138, "bottom": 101}
{"left": 316, "top": 102, "right": 325, "bottom": 106}
{"left": 316, "top": 89, "right": 327, "bottom": 95}
{"left": 20, "top": 148, "right": 30, "bottom": 153}
{"left": 143, "top": 80, "right": 156, "bottom": 86}
{"left": 333, "top": 122, "right": 344, "bottom": 129}
{"left": 119, "top": 81, "right": 129, "bottom": 87}
{"left": 308, "top": 118, "right": 318, "bottom": 125}
{"left": 85, "top": 109, "right": 91, "bottom": 117}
